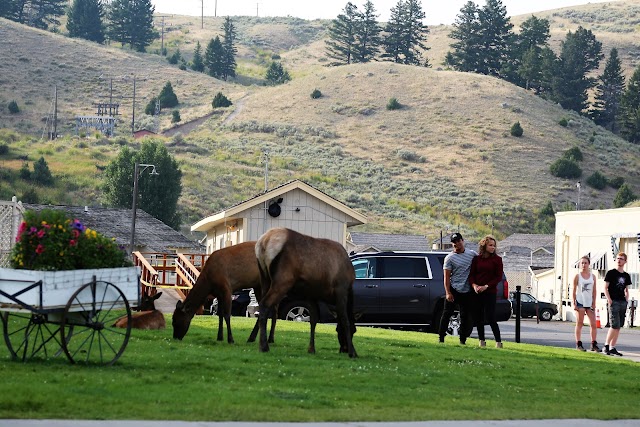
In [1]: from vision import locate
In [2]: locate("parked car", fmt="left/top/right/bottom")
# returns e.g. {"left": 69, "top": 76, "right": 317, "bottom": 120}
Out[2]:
{"left": 508, "top": 292, "right": 558, "bottom": 321}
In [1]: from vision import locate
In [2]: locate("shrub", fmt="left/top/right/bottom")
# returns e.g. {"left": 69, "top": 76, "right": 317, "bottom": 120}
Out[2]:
{"left": 510, "top": 122, "right": 523, "bottom": 137}
{"left": 563, "top": 146, "right": 583, "bottom": 161}
{"left": 19, "top": 162, "right": 31, "bottom": 180}
{"left": 168, "top": 49, "right": 181, "bottom": 64}
{"left": 8, "top": 100, "right": 20, "bottom": 114}
{"left": 386, "top": 98, "right": 401, "bottom": 110}
{"left": 586, "top": 171, "right": 607, "bottom": 190}
{"left": 0, "top": 144, "right": 8, "bottom": 155}
{"left": 20, "top": 188, "right": 39, "bottom": 203}
{"left": 549, "top": 158, "right": 582, "bottom": 179}
{"left": 32, "top": 156, "right": 53, "bottom": 186}
{"left": 265, "top": 61, "right": 291, "bottom": 85}
{"left": 609, "top": 176, "right": 625, "bottom": 189}
{"left": 171, "top": 110, "right": 181, "bottom": 123}
{"left": 558, "top": 118, "right": 568, "bottom": 127}
{"left": 10, "top": 209, "right": 132, "bottom": 271}
{"left": 212, "top": 92, "right": 232, "bottom": 108}
{"left": 145, "top": 97, "right": 158, "bottom": 115}
{"left": 311, "top": 89, "right": 322, "bottom": 99}
{"left": 158, "top": 82, "right": 179, "bottom": 108}
{"left": 613, "top": 184, "right": 636, "bottom": 208}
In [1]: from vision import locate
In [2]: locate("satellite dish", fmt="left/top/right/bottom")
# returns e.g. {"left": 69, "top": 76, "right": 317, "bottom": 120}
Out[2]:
{"left": 268, "top": 202, "right": 281, "bottom": 217}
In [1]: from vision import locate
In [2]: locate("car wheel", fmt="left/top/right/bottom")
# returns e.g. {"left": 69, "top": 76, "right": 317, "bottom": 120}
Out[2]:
{"left": 282, "top": 301, "right": 311, "bottom": 322}
{"left": 209, "top": 298, "right": 218, "bottom": 316}
{"left": 447, "top": 311, "right": 461, "bottom": 336}
{"left": 539, "top": 309, "right": 553, "bottom": 321}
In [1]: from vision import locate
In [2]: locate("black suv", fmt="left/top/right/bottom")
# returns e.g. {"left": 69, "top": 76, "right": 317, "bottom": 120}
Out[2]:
{"left": 274, "top": 251, "right": 512, "bottom": 333}
{"left": 508, "top": 292, "right": 557, "bottom": 321}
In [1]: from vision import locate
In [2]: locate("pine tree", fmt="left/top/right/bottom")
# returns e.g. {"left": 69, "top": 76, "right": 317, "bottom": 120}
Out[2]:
{"left": 67, "top": 0, "right": 105, "bottom": 43}
{"left": 382, "top": 0, "right": 429, "bottom": 66}
{"left": 477, "top": 0, "right": 514, "bottom": 77}
{"left": 592, "top": 48, "right": 625, "bottom": 130}
{"left": 0, "top": 0, "right": 20, "bottom": 21}
{"left": 353, "top": 0, "right": 381, "bottom": 63}
{"left": 446, "top": 1, "right": 482, "bottom": 72}
{"left": 108, "top": 0, "right": 158, "bottom": 51}
{"left": 10, "top": 0, "right": 67, "bottom": 29}
{"left": 158, "top": 82, "right": 179, "bottom": 108}
{"left": 618, "top": 64, "right": 640, "bottom": 143}
{"left": 32, "top": 156, "right": 54, "bottom": 186}
{"left": 265, "top": 62, "right": 291, "bottom": 85}
{"left": 613, "top": 184, "right": 637, "bottom": 208}
{"left": 191, "top": 41, "right": 205, "bottom": 72}
{"left": 204, "top": 36, "right": 225, "bottom": 78}
{"left": 325, "top": 2, "right": 359, "bottom": 66}
{"left": 221, "top": 17, "right": 238, "bottom": 80}
{"left": 514, "top": 16, "right": 550, "bottom": 91}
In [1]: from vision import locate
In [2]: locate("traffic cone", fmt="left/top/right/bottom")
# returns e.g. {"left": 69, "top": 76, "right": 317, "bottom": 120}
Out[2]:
{"left": 596, "top": 309, "right": 602, "bottom": 329}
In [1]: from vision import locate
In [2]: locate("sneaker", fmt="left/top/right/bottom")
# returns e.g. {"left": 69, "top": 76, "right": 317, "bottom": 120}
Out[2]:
{"left": 576, "top": 341, "right": 586, "bottom": 352}
{"left": 590, "top": 341, "right": 600, "bottom": 352}
{"left": 602, "top": 345, "right": 611, "bottom": 355}
{"left": 496, "top": 342, "right": 503, "bottom": 349}
{"left": 479, "top": 340, "right": 486, "bottom": 347}
{"left": 609, "top": 347, "right": 623, "bottom": 356}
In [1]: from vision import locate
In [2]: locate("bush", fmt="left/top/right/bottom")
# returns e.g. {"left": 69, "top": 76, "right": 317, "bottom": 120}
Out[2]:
{"left": 20, "top": 188, "right": 39, "bottom": 203}
{"left": 8, "top": 100, "right": 20, "bottom": 114}
{"left": 613, "top": 184, "right": 636, "bottom": 208}
{"left": 558, "top": 118, "right": 568, "bottom": 127}
{"left": 586, "top": 171, "right": 607, "bottom": 190}
{"left": 609, "top": 176, "right": 624, "bottom": 189}
{"left": 265, "top": 61, "right": 291, "bottom": 85}
{"left": 0, "top": 144, "right": 8, "bottom": 155}
{"left": 171, "top": 110, "right": 181, "bottom": 123}
{"left": 212, "top": 92, "right": 232, "bottom": 108}
{"left": 10, "top": 209, "right": 132, "bottom": 271}
{"left": 311, "top": 89, "right": 322, "bottom": 99}
{"left": 168, "top": 49, "right": 182, "bottom": 65}
{"left": 563, "top": 146, "right": 583, "bottom": 161}
{"left": 386, "top": 98, "right": 401, "bottom": 110}
{"left": 19, "top": 162, "right": 30, "bottom": 180}
{"left": 32, "top": 156, "right": 53, "bottom": 186}
{"left": 510, "top": 122, "right": 523, "bottom": 137}
{"left": 158, "top": 82, "right": 179, "bottom": 108}
{"left": 549, "top": 158, "right": 582, "bottom": 179}
{"left": 145, "top": 97, "right": 158, "bottom": 115}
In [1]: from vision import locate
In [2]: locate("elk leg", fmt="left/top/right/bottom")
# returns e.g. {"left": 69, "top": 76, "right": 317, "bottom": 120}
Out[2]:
{"left": 217, "top": 314, "right": 224, "bottom": 341}
{"left": 307, "top": 301, "right": 319, "bottom": 354}
{"left": 336, "top": 297, "right": 357, "bottom": 358}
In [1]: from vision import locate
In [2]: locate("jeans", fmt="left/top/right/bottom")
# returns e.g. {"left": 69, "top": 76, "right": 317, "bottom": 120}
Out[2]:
{"left": 439, "top": 288, "right": 473, "bottom": 340}
{"left": 473, "top": 291, "right": 501, "bottom": 342}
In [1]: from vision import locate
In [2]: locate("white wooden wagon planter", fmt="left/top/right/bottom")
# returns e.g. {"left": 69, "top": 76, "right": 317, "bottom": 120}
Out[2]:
{"left": 0, "top": 266, "right": 139, "bottom": 365}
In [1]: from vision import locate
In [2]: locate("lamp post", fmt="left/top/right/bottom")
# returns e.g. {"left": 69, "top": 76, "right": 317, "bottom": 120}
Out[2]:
{"left": 576, "top": 181, "right": 581, "bottom": 210}
{"left": 130, "top": 163, "right": 158, "bottom": 254}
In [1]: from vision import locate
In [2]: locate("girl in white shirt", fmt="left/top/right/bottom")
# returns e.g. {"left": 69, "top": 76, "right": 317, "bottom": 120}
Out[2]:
{"left": 572, "top": 256, "right": 599, "bottom": 352}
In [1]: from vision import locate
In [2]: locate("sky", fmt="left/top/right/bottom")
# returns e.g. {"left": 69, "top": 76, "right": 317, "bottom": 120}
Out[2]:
{"left": 150, "top": 0, "right": 612, "bottom": 25}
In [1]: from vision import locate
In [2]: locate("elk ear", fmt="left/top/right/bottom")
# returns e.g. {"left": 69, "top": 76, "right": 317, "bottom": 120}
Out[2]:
{"left": 176, "top": 300, "right": 184, "bottom": 311}
{"left": 153, "top": 292, "right": 163, "bottom": 300}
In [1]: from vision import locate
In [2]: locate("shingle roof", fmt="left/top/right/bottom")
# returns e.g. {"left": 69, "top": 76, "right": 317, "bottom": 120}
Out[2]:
{"left": 24, "top": 204, "right": 204, "bottom": 253}
{"left": 498, "top": 234, "right": 555, "bottom": 271}
{"left": 499, "top": 234, "right": 555, "bottom": 252}
{"left": 349, "top": 232, "right": 430, "bottom": 251}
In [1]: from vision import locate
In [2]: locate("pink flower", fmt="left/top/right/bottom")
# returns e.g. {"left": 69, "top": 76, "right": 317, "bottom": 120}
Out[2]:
{"left": 18, "top": 222, "right": 27, "bottom": 233}
{"left": 69, "top": 240, "right": 77, "bottom": 246}
{"left": 29, "top": 227, "right": 38, "bottom": 234}
{"left": 37, "top": 229, "right": 46, "bottom": 238}
{"left": 35, "top": 244, "right": 45, "bottom": 254}
{"left": 71, "top": 229, "right": 80, "bottom": 238}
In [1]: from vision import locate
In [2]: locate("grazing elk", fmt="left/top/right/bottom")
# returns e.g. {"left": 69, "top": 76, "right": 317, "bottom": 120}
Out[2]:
{"left": 172, "top": 241, "right": 276, "bottom": 343}
{"left": 114, "top": 292, "right": 166, "bottom": 330}
{"left": 255, "top": 228, "right": 358, "bottom": 357}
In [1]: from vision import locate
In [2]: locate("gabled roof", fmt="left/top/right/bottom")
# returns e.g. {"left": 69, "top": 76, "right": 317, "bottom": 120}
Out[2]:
{"left": 349, "top": 232, "right": 430, "bottom": 252}
{"left": 24, "top": 204, "right": 203, "bottom": 253}
{"left": 192, "top": 179, "right": 367, "bottom": 232}
{"left": 499, "top": 234, "right": 555, "bottom": 252}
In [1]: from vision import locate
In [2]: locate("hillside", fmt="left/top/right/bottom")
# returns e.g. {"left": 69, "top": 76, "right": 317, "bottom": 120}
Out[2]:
{"left": 1, "top": 3, "right": 640, "bottom": 241}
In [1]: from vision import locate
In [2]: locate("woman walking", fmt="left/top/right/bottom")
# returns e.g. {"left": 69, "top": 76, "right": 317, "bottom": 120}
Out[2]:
{"left": 572, "top": 256, "right": 599, "bottom": 352}
{"left": 469, "top": 235, "right": 503, "bottom": 348}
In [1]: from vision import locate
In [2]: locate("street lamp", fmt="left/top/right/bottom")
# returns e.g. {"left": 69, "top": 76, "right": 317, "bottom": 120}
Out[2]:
{"left": 130, "top": 163, "right": 158, "bottom": 254}
{"left": 576, "top": 181, "right": 581, "bottom": 210}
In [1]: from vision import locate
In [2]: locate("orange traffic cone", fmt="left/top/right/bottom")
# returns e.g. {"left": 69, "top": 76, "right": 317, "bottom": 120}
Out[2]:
{"left": 596, "top": 309, "right": 602, "bottom": 329}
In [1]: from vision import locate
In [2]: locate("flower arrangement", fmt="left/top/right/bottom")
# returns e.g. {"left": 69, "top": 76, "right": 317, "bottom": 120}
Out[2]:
{"left": 11, "top": 209, "right": 132, "bottom": 271}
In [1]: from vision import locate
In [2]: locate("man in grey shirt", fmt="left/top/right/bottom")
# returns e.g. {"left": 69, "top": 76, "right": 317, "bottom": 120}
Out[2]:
{"left": 438, "top": 233, "right": 477, "bottom": 344}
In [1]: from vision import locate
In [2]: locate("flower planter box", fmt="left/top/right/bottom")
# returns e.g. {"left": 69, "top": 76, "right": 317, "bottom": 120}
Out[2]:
{"left": 0, "top": 266, "right": 139, "bottom": 312}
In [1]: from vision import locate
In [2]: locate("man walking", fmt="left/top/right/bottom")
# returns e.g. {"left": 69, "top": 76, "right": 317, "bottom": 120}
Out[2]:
{"left": 439, "top": 233, "right": 477, "bottom": 344}
{"left": 602, "top": 252, "right": 632, "bottom": 356}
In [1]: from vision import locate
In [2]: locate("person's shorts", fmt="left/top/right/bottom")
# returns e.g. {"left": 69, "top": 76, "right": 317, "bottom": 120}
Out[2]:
{"left": 609, "top": 300, "right": 628, "bottom": 329}
{"left": 575, "top": 302, "right": 593, "bottom": 311}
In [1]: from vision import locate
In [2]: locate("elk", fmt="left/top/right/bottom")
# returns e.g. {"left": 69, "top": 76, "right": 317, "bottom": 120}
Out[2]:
{"left": 172, "top": 241, "right": 276, "bottom": 343}
{"left": 255, "top": 228, "right": 357, "bottom": 357}
{"left": 114, "top": 292, "right": 166, "bottom": 330}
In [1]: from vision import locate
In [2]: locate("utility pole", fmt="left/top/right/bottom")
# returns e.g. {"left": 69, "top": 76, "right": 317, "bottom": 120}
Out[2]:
{"left": 52, "top": 85, "right": 58, "bottom": 140}
{"left": 256, "top": 2, "right": 259, "bottom": 17}
{"left": 131, "top": 77, "right": 136, "bottom": 134}
{"left": 156, "top": 15, "right": 171, "bottom": 55}
{"left": 215, "top": 0, "right": 217, "bottom": 17}
{"left": 201, "top": 0, "right": 204, "bottom": 29}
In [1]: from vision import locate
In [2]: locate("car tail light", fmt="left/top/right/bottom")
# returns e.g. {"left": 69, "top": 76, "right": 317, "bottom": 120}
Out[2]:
{"left": 503, "top": 277, "right": 509, "bottom": 299}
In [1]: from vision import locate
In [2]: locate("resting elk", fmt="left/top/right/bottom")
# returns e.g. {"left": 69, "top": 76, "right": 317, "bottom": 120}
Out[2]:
{"left": 114, "top": 292, "right": 166, "bottom": 329}
{"left": 172, "top": 241, "right": 276, "bottom": 343}
{"left": 255, "top": 227, "right": 358, "bottom": 357}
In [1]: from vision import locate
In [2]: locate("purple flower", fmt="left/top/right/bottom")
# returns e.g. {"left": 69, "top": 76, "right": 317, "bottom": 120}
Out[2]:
{"left": 71, "top": 219, "right": 86, "bottom": 232}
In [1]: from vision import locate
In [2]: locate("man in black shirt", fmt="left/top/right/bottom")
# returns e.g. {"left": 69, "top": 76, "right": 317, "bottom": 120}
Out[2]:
{"left": 602, "top": 252, "right": 632, "bottom": 356}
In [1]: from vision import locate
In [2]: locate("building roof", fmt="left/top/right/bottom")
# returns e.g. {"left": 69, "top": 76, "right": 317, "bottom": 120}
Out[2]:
{"left": 191, "top": 179, "right": 367, "bottom": 232}
{"left": 348, "top": 232, "right": 430, "bottom": 252}
{"left": 499, "top": 233, "right": 555, "bottom": 252}
{"left": 498, "top": 234, "right": 555, "bottom": 272}
{"left": 24, "top": 204, "right": 204, "bottom": 253}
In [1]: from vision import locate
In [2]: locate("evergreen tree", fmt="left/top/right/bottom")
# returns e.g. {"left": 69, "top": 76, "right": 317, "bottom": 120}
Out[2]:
{"left": 477, "top": 0, "right": 514, "bottom": 77}
{"left": 204, "top": 36, "right": 225, "bottom": 78}
{"left": 618, "top": 64, "right": 640, "bottom": 143}
{"left": 592, "top": 48, "right": 625, "bottom": 131}
{"left": 67, "top": 0, "right": 105, "bottom": 43}
{"left": 103, "top": 141, "right": 183, "bottom": 230}
{"left": 382, "top": 0, "right": 429, "bottom": 66}
{"left": 108, "top": 0, "right": 158, "bottom": 51}
{"left": 32, "top": 156, "right": 53, "bottom": 186}
{"left": 513, "top": 16, "right": 550, "bottom": 90}
{"left": 325, "top": 2, "right": 359, "bottom": 66}
{"left": 613, "top": 184, "right": 637, "bottom": 208}
{"left": 446, "top": 1, "right": 482, "bottom": 72}
{"left": 8, "top": 0, "right": 67, "bottom": 29}
{"left": 353, "top": 0, "right": 381, "bottom": 63}
{"left": 551, "top": 27, "right": 603, "bottom": 113}
{"left": 0, "top": 0, "right": 20, "bottom": 21}
{"left": 221, "top": 17, "right": 238, "bottom": 80}
{"left": 158, "top": 82, "right": 178, "bottom": 108}
{"left": 265, "top": 62, "right": 291, "bottom": 85}
{"left": 191, "top": 41, "right": 205, "bottom": 72}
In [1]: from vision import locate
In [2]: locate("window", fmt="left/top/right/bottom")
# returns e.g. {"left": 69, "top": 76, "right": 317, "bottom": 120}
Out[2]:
{"left": 382, "top": 257, "right": 430, "bottom": 279}
{"left": 353, "top": 258, "right": 377, "bottom": 279}
{"left": 521, "top": 294, "right": 535, "bottom": 303}
{"left": 629, "top": 272, "right": 639, "bottom": 290}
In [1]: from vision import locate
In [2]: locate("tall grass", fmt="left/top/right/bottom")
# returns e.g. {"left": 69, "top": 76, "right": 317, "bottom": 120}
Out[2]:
{"left": 0, "top": 315, "right": 637, "bottom": 421}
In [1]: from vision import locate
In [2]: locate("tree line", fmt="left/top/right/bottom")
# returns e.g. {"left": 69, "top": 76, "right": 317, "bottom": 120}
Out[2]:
{"left": 326, "top": 0, "right": 640, "bottom": 144}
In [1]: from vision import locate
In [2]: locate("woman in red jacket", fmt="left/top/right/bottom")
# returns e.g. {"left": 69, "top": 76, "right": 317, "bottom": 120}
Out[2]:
{"left": 469, "top": 235, "right": 504, "bottom": 348}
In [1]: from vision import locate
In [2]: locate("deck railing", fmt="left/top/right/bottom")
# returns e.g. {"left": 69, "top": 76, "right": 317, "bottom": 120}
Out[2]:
{"left": 132, "top": 252, "right": 209, "bottom": 301}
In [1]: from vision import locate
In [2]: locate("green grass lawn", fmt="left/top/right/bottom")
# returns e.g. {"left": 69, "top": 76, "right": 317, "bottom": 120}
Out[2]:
{"left": 0, "top": 315, "right": 638, "bottom": 421}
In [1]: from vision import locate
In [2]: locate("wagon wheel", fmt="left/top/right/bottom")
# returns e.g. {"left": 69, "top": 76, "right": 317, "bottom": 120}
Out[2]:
{"left": 1, "top": 311, "right": 65, "bottom": 362}
{"left": 60, "top": 280, "right": 132, "bottom": 366}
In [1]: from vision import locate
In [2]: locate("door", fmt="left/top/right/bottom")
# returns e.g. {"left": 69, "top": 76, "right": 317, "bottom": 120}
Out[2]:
{"left": 351, "top": 257, "right": 380, "bottom": 320}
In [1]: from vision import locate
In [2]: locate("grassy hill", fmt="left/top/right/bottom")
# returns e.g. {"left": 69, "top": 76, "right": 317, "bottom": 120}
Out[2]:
{"left": 1, "top": 2, "right": 639, "bottom": 241}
